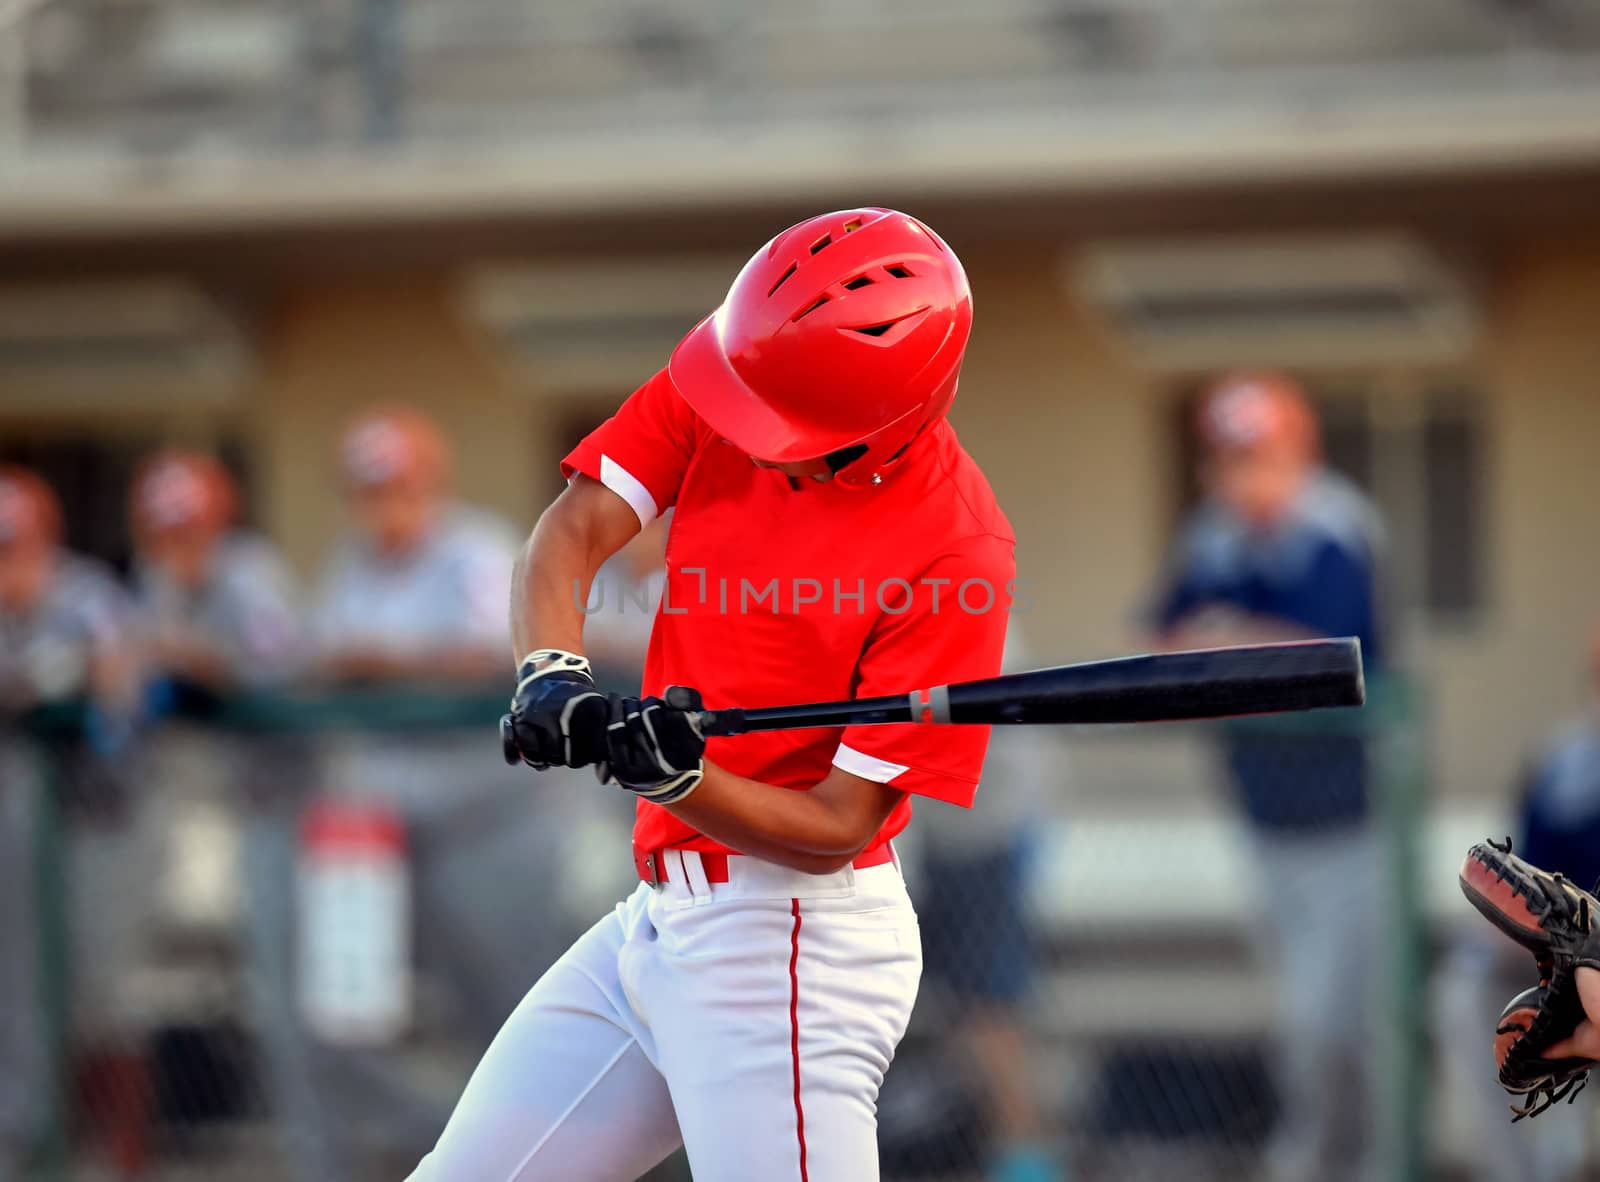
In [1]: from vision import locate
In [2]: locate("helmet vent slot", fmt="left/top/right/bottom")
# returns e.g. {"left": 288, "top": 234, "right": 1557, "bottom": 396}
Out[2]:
{"left": 842, "top": 219, "right": 863, "bottom": 234}
{"left": 810, "top": 234, "right": 833, "bottom": 255}
{"left": 884, "top": 265, "right": 914, "bottom": 279}
{"left": 793, "top": 296, "right": 830, "bottom": 321}
{"left": 768, "top": 263, "right": 798, "bottom": 297}
{"left": 852, "top": 322, "right": 896, "bottom": 337}
{"left": 842, "top": 276, "right": 875, "bottom": 291}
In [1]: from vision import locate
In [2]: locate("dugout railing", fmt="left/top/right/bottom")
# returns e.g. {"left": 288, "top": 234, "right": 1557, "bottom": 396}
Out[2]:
{"left": 9, "top": 685, "right": 1427, "bottom": 1182}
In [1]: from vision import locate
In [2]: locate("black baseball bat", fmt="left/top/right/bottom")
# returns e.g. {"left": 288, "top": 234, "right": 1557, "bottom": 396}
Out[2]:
{"left": 499, "top": 639, "right": 1363, "bottom": 760}
{"left": 693, "top": 638, "right": 1363, "bottom": 737}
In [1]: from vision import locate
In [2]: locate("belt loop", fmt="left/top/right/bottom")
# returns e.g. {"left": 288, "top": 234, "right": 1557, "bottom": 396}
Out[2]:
{"left": 681, "top": 850, "right": 712, "bottom": 898}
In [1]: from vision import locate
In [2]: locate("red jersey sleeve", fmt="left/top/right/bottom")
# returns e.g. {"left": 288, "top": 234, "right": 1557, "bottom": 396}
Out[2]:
{"left": 835, "top": 532, "right": 1016, "bottom": 808}
{"left": 561, "top": 368, "right": 707, "bottom": 526}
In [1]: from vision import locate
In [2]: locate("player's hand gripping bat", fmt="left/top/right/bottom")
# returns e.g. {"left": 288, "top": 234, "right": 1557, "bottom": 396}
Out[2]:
{"left": 502, "top": 638, "right": 1362, "bottom": 760}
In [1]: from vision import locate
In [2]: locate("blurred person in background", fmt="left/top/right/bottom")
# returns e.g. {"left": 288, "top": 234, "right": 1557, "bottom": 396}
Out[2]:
{"left": 911, "top": 628, "right": 1064, "bottom": 1182}
{"left": 1145, "top": 374, "right": 1386, "bottom": 1182}
{"left": 1504, "top": 617, "right": 1600, "bottom": 904}
{"left": 316, "top": 407, "right": 507, "bottom": 684}
{"left": 301, "top": 407, "right": 562, "bottom": 1171}
{"left": 127, "top": 450, "right": 329, "bottom": 1179}
{"left": 0, "top": 466, "right": 152, "bottom": 1179}
{"left": 1436, "top": 618, "right": 1600, "bottom": 1182}
{"left": 130, "top": 449, "right": 304, "bottom": 700}
{"left": 0, "top": 465, "right": 139, "bottom": 717}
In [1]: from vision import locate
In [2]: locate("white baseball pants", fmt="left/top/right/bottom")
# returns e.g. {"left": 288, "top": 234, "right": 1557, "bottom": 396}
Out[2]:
{"left": 407, "top": 852, "right": 922, "bottom": 1182}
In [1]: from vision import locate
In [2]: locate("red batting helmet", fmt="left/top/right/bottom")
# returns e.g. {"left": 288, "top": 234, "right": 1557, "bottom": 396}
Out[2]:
{"left": 669, "top": 208, "right": 973, "bottom": 488}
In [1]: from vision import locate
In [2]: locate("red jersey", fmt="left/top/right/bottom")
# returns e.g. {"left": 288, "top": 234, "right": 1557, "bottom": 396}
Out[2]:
{"left": 562, "top": 369, "right": 1016, "bottom": 855}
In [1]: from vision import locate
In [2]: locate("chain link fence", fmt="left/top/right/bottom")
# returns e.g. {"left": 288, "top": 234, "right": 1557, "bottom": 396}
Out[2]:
{"left": 7, "top": 688, "right": 1424, "bottom": 1182}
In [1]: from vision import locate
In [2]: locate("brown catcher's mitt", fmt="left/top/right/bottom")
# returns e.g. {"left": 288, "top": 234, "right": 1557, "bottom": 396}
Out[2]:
{"left": 1461, "top": 838, "right": 1600, "bottom": 1119}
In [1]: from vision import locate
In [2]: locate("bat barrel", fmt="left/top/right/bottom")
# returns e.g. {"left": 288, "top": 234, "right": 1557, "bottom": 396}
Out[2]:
{"left": 692, "top": 638, "right": 1364, "bottom": 738}
{"left": 945, "top": 637, "right": 1364, "bottom": 726}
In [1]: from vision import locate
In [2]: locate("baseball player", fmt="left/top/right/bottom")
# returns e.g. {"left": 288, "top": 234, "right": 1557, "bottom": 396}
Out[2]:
{"left": 0, "top": 466, "right": 139, "bottom": 718}
{"left": 306, "top": 409, "right": 566, "bottom": 1168}
{"left": 410, "top": 208, "right": 1015, "bottom": 1181}
{"left": 1460, "top": 837, "right": 1600, "bottom": 1117}
{"left": 315, "top": 408, "right": 513, "bottom": 686}
{"left": 1438, "top": 621, "right": 1600, "bottom": 1181}
{"left": 126, "top": 451, "right": 336, "bottom": 1181}
{"left": 0, "top": 466, "right": 151, "bottom": 1177}
{"left": 1147, "top": 373, "right": 1387, "bottom": 1182}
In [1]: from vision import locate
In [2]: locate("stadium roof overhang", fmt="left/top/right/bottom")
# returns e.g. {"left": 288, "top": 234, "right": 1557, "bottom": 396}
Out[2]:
{"left": 3, "top": 80, "right": 1600, "bottom": 268}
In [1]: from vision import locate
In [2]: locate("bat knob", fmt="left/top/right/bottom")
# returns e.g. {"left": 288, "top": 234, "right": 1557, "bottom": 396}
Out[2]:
{"left": 663, "top": 685, "right": 704, "bottom": 711}
{"left": 499, "top": 713, "right": 521, "bottom": 766}
{"left": 695, "top": 707, "right": 746, "bottom": 738}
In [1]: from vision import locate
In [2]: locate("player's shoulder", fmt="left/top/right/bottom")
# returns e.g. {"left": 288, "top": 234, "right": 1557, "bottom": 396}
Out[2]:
{"left": 213, "top": 531, "right": 298, "bottom": 591}
{"left": 50, "top": 550, "right": 131, "bottom": 621}
{"left": 1536, "top": 717, "right": 1600, "bottom": 772}
{"left": 54, "top": 550, "right": 125, "bottom": 599}
{"left": 433, "top": 504, "right": 521, "bottom": 565}
{"left": 1291, "top": 470, "right": 1385, "bottom": 560}
{"left": 1526, "top": 717, "right": 1600, "bottom": 825}
{"left": 924, "top": 424, "right": 1015, "bottom": 548}
{"left": 1171, "top": 500, "right": 1245, "bottom": 576}
{"left": 626, "top": 368, "right": 716, "bottom": 440}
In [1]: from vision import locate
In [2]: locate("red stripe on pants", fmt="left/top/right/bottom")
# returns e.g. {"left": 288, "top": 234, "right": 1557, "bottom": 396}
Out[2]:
{"left": 789, "top": 898, "right": 809, "bottom": 1182}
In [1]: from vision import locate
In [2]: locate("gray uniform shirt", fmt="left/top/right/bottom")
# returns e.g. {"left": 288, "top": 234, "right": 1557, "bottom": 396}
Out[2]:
{"left": 314, "top": 506, "right": 515, "bottom": 660}
{"left": 135, "top": 531, "right": 304, "bottom": 687}
{"left": 312, "top": 505, "right": 521, "bottom": 815}
{"left": 0, "top": 551, "right": 133, "bottom": 707}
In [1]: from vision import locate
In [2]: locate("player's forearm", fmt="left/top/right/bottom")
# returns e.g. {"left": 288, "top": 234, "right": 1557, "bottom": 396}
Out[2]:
{"left": 511, "top": 477, "right": 639, "bottom": 662}
{"left": 665, "top": 761, "right": 891, "bottom": 874}
{"left": 511, "top": 512, "right": 589, "bottom": 660}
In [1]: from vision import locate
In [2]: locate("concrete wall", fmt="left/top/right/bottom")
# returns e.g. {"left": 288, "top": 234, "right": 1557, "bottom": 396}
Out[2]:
{"left": 255, "top": 279, "right": 540, "bottom": 575}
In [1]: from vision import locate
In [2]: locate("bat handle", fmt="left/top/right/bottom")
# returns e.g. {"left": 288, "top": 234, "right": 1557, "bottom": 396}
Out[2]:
{"left": 695, "top": 708, "right": 747, "bottom": 738}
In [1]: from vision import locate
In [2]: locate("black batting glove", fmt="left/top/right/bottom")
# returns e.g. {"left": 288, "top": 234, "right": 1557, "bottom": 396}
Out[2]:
{"left": 501, "top": 649, "right": 610, "bottom": 770}
{"left": 596, "top": 685, "right": 707, "bottom": 804}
